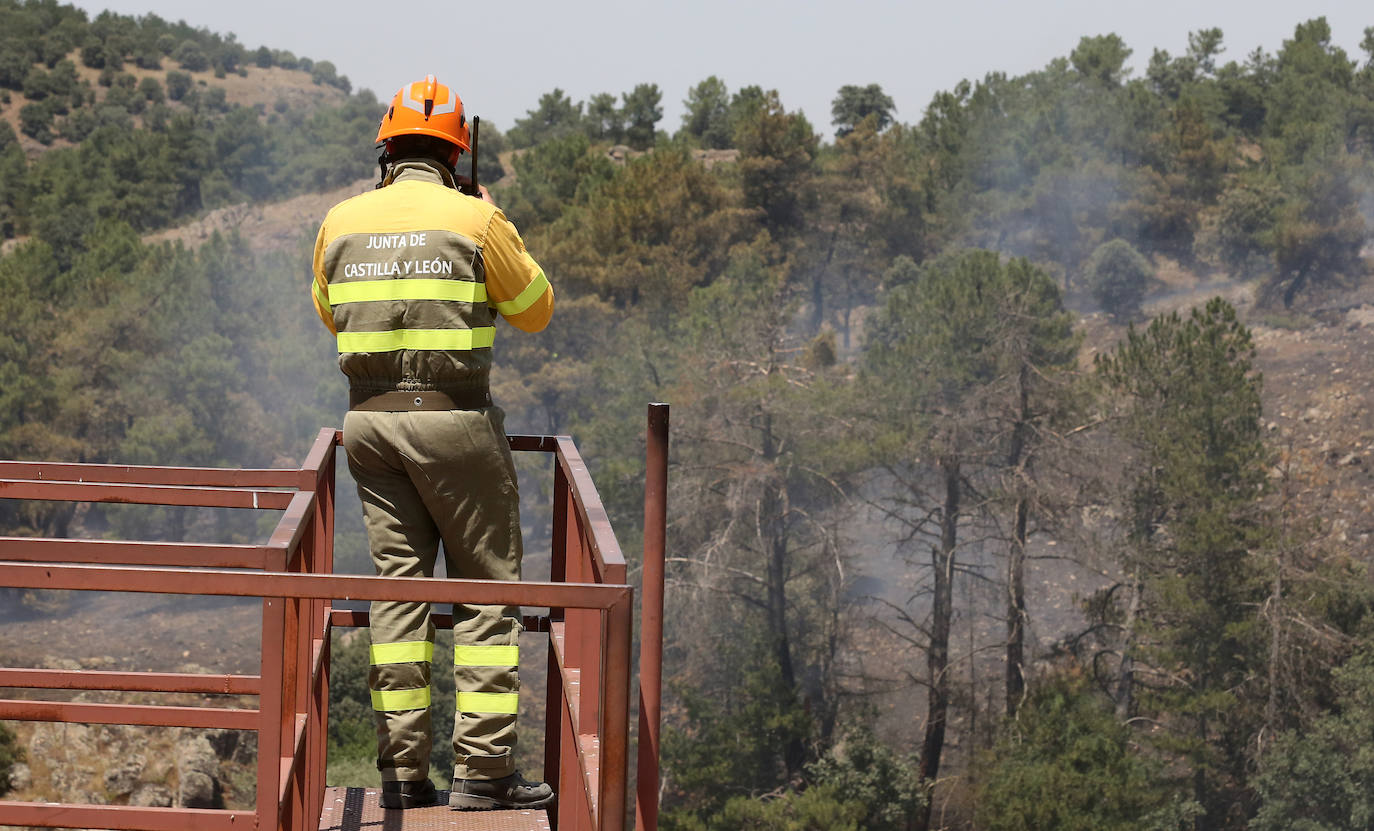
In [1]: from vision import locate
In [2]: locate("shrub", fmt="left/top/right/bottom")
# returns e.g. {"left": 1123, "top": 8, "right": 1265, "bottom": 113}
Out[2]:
{"left": 975, "top": 673, "right": 1199, "bottom": 831}
{"left": 58, "top": 106, "right": 98, "bottom": 142}
{"left": 39, "top": 32, "right": 73, "bottom": 67}
{"left": 104, "top": 79, "right": 144, "bottom": 115}
{"left": 48, "top": 59, "right": 78, "bottom": 98}
{"left": 165, "top": 70, "right": 191, "bottom": 101}
{"left": 22, "top": 67, "right": 51, "bottom": 101}
{"left": 0, "top": 723, "right": 23, "bottom": 797}
{"left": 204, "top": 86, "right": 228, "bottom": 113}
{"left": 134, "top": 46, "right": 162, "bottom": 70}
{"left": 138, "top": 76, "right": 164, "bottom": 105}
{"left": 142, "top": 102, "right": 171, "bottom": 132}
{"left": 310, "top": 60, "right": 336, "bottom": 87}
{"left": 0, "top": 50, "right": 27, "bottom": 89}
{"left": 94, "top": 104, "right": 133, "bottom": 131}
{"left": 806, "top": 727, "right": 924, "bottom": 831}
{"left": 173, "top": 41, "right": 208, "bottom": 72}
{"left": 19, "top": 102, "right": 54, "bottom": 144}
{"left": 80, "top": 41, "right": 105, "bottom": 69}
{"left": 100, "top": 38, "right": 127, "bottom": 70}
{"left": 214, "top": 49, "right": 238, "bottom": 75}
{"left": 1253, "top": 650, "right": 1374, "bottom": 830}
{"left": 1085, "top": 238, "right": 1152, "bottom": 320}
{"left": 707, "top": 787, "right": 864, "bottom": 831}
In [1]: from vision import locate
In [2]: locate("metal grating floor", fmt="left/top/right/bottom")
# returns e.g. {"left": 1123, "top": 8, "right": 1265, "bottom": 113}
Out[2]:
{"left": 319, "top": 787, "right": 552, "bottom": 831}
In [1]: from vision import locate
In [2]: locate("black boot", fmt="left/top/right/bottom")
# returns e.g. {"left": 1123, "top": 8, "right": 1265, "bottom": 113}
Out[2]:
{"left": 448, "top": 771, "right": 555, "bottom": 810}
{"left": 380, "top": 778, "right": 438, "bottom": 809}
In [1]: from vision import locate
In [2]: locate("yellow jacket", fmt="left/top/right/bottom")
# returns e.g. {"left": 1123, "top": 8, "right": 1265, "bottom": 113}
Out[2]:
{"left": 312, "top": 159, "right": 552, "bottom": 396}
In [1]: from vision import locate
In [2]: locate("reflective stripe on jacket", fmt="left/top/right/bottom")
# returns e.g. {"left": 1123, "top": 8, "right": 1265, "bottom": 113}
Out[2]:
{"left": 311, "top": 159, "right": 553, "bottom": 395}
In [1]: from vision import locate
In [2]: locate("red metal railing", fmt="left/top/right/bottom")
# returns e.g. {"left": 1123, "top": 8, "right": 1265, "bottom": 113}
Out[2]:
{"left": 635, "top": 403, "right": 668, "bottom": 831}
{"left": 0, "top": 407, "right": 669, "bottom": 831}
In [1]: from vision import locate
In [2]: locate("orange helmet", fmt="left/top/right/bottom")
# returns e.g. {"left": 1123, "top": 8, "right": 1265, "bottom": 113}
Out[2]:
{"left": 376, "top": 74, "right": 470, "bottom": 151}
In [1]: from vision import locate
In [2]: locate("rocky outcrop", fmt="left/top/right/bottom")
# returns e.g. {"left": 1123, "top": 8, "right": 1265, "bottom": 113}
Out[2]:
{"left": 8, "top": 762, "right": 31, "bottom": 791}
{"left": 131, "top": 783, "right": 174, "bottom": 807}
{"left": 20, "top": 719, "right": 245, "bottom": 809}
{"left": 103, "top": 754, "right": 146, "bottom": 798}
{"left": 28, "top": 722, "right": 102, "bottom": 804}
{"left": 175, "top": 734, "right": 223, "bottom": 809}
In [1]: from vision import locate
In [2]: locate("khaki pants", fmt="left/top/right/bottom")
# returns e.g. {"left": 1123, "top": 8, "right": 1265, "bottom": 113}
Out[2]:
{"left": 343, "top": 406, "right": 523, "bottom": 783}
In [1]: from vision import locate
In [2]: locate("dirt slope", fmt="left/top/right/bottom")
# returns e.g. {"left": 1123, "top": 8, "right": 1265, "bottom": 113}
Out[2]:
{"left": 142, "top": 177, "right": 374, "bottom": 251}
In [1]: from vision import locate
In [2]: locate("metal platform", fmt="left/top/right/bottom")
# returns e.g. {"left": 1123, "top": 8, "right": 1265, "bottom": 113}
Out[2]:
{"left": 318, "top": 787, "right": 551, "bottom": 831}
{"left": 0, "top": 408, "right": 670, "bottom": 831}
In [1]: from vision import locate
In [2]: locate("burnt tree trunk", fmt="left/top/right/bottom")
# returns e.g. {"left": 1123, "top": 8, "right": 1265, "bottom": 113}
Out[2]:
{"left": 759, "top": 409, "right": 805, "bottom": 780}
{"left": 915, "top": 455, "right": 959, "bottom": 831}
{"left": 1006, "top": 363, "right": 1031, "bottom": 718}
{"left": 1114, "top": 579, "right": 1142, "bottom": 719}
{"left": 1006, "top": 495, "right": 1028, "bottom": 717}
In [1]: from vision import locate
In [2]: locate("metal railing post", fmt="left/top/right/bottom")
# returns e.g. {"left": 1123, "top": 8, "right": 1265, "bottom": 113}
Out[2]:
{"left": 602, "top": 590, "right": 633, "bottom": 831}
{"left": 547, "top": 459, "right": 570, "bottom": 828}
{"left": 257, "top": 592, "right": 286, "bottom": 830}
{"left": 635, "top": 403, "right": 668, "bottom": 831}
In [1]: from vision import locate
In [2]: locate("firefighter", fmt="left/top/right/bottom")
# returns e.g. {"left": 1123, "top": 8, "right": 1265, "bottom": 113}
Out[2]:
{"left": 311, "top": 74, "right": 554, "bottom": 812}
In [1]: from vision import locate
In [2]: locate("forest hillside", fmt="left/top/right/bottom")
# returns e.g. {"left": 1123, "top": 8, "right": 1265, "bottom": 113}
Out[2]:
{"left": 2, "top": 3, "right": 1374, "bottom": 829}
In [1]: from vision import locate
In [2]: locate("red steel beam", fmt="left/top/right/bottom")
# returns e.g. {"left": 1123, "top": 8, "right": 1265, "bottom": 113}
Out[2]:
{"left": 551, "top": 623, "right": 598, "bottom": 825}
{"left": 0, "top": 460, "right": 303, "bottom": 488}
{"left": 278, "top": 587, "right": 302, "bottom": 824}
{"left": 635, "top": 403, "right": 669, "bottom": 831}
{"left": 0, "top": 801, "right": 254, "bottom": 831}
{"left": 0, "top": 433, "right": 548, "bottom": 502}
{"left": 297, "top": 428, "right": 338, "bottom": 490}
{"left": 0, "top": 561, "right": 630, "bottom": 610}
{"left": 580, "top": 734, "right": 602, "bottom": 829}
{"left": 0, "top": 699, "right": 258, "bottom": 730}
{"left": 554, "top": 437, "right": 628, "bottom": 579}
{"left": 551, "top": 623, "right": 580, "bottom": 736}
{"left": 267, "top": 490, "right": 316, "bottom": 569}
{"left": 546, "top": 460, "right": 572, "bottom": 808}
{"left": 0, "top": 537, "right": 275, "bottom": 569}
{"left": 0, "top": 668, "right": 260, "bottom": 695}
{"left": 279, "top": 713, "right": 309, "bottom": 812}
{"left": 258, "top": 596, "right": 285, "bottom": 831}
{"left": 0, "top": 479, "right": 294, "bottom": 510}
{"left": 310, "top": 453, "right": 334, "bottom": 831}
{"left": 601, "top": 592, "right": 633, "bottom": 831}
{"left": 310, "top": 627, "right": 329, "bottom": 692}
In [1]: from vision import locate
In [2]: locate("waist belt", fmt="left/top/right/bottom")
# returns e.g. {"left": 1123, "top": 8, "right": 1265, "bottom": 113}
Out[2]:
{"left": 349, "top": 389, "right": 492, "bottom": 411}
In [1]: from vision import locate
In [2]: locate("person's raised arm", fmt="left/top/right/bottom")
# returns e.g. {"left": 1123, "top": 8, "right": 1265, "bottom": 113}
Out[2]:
{"left": 483, "top": 210, "right": 553, "bottom": 333}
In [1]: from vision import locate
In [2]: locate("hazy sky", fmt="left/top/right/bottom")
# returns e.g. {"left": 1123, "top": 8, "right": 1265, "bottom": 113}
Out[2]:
{"left": 71, "top": 0, "right": 1373, "bottom": 137}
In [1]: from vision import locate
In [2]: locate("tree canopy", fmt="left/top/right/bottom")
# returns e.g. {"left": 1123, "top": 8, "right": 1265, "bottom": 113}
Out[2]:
{"left": 3, "top": 9, "right": 1374, "bottom": 828}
